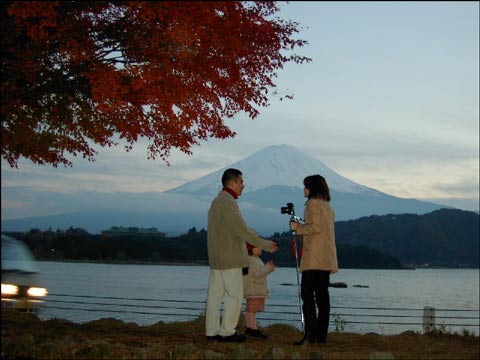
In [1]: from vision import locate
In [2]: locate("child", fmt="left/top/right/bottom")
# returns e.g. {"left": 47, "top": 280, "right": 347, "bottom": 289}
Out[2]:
{"left": 243, "top": 242, "right": 276, "bottom": 339}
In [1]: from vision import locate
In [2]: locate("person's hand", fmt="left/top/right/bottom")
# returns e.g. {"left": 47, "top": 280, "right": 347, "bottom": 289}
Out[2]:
{"left": 269, "top": 241, "right": 279, "bottom": 253}
{"left": 268, "top": 260, "right": 276, "bottom": 271}
{"left": 290, "top": 220, "right": 298, "bottom": 231}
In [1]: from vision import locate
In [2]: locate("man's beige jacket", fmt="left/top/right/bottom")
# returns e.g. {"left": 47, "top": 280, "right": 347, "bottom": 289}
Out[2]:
{"left": 207, "top": 191, "right": 274, "bottom": 270}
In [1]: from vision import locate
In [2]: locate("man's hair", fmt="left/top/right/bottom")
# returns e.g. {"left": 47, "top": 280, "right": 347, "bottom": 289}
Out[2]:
{"left": 222, "top": 168, "right": 242, "bottom": 187}
{"left": 303, "top": 174, "right": 331, "bottom": 202}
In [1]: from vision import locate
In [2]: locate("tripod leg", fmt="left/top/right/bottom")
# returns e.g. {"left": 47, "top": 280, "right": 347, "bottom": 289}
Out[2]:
{"left": 291, "top": 231, "right": 304, "bottom": 332}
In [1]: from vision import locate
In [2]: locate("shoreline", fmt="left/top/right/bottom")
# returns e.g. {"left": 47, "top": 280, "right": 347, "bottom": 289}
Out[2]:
{"left": 37, "top": 258, "right": 209, "bottom": 266}
{"left": 35, "top": 258, "right": 480, "bottom": 270}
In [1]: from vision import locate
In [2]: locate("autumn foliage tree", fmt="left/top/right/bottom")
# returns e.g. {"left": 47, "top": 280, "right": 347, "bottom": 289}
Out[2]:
{"left": 1, "top": 1, "right": 310, "bottom": 167}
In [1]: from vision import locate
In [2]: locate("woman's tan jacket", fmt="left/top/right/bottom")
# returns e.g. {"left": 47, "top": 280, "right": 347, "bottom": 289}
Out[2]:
{"left": 243, "top": 255, "right": 274, "bottom": 298}
{"left": 296, "top": 198, "right": 338, "bottom": 273}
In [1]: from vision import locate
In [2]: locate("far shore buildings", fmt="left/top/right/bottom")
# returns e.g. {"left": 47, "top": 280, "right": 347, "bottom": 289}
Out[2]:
{"left": 102, "top": 226, "right": 166, "bottom": 238}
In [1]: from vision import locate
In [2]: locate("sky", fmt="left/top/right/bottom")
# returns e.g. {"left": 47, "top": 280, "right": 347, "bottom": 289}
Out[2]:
{"left": 2, "top": 1, "right": 479, "bottom": 220}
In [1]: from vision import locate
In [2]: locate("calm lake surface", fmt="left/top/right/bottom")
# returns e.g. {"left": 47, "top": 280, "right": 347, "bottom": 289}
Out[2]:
{"left": 36, "top": 262, "right": 479, "bottom": 335}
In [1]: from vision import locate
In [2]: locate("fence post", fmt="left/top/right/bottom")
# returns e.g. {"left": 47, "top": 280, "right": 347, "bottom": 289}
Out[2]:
{"left": 423, "top": 306, "right": 435, "bottom": 333}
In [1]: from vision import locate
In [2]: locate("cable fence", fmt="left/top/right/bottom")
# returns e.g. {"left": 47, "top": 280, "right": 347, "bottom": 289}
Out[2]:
{"left": 39, "top": 292, "right": 479, "bottom": 335}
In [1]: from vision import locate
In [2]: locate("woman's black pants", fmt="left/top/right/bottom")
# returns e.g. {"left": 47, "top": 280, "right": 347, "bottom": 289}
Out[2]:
{"left": 300, "top": 270, "right": 330, "bottom": 342}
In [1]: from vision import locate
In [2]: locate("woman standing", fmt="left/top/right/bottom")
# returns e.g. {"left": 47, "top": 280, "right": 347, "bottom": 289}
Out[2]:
{"left": 290, "top": 174, "right": 338, "bottom": 345}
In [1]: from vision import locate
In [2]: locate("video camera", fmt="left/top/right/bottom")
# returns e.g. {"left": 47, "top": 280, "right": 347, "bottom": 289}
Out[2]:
{"left": 280, "top": 202, "right": 295, "bottom": 216}
{"left": 281, "top": 203, "right": 303, "bottom": 223}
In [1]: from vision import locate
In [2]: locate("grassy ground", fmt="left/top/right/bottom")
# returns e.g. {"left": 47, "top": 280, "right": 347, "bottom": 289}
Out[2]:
{"left": 1, "top": 309, "right": 479, "bottom": 359}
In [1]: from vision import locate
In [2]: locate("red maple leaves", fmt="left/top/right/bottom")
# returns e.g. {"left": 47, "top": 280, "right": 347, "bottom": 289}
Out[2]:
{"left": 1, "top": 1, "right": 310, "bottom": 167}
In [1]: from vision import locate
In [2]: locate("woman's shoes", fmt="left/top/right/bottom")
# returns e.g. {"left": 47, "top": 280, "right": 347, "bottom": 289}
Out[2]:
{"left": 293, "top": 337, "right": 307, "bottom": 346}
{"left": 245, "top": 327, "right": 268, "bottom": 339}
{"left": 293, "top": 334, "right": 323, "bottom": 345}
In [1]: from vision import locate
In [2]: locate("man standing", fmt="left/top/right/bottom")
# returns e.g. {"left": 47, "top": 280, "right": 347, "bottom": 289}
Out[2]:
{"left": 205, "top": 168, "right": 278, "bottom": 342}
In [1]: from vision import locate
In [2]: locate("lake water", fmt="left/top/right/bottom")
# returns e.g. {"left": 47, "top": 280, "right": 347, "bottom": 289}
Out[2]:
{"left": 36, "top": 262, "right": 479, "bottom": 335}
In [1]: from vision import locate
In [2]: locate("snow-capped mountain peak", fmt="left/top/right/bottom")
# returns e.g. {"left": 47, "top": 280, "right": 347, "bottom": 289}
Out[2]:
{"left": 166, "top": 144, "right": 375, "bottom": 198}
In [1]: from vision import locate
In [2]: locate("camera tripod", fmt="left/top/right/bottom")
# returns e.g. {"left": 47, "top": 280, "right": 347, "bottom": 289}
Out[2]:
{"left": 282, "top": 203, "right": 305, "bottom": 332}
{"left": 290, "top": 215, "right": 305, "bottom": 332}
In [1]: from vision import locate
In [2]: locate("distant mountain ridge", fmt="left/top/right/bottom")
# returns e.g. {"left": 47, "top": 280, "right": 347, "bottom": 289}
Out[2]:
{"left": 2, "top": 144, "right": 450, "bottom": 235}
{"left": 335, "top": 208, "right": 479, "bottom": 268}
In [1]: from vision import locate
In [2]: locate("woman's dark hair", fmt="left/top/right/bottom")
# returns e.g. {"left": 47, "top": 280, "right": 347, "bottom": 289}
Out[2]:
{"left": 222, "top": 168, "right": 242, "bottom": 187}
{"left": 303, "top": 174, "right": 331, "bottom": 201}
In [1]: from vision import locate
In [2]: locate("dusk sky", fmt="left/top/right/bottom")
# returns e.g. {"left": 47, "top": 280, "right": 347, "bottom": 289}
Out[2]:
{"left": 2, "top": 1, "right": 479, "bottom": 219}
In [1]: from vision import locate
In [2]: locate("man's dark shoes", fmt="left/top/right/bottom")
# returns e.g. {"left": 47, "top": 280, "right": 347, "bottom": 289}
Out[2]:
{"left": 206, "top": 335, "right": 222, "bottom": 342}
{"left": 220, "top": 332, "right": 246, "bottom": 342}
{"left": 245, "top": 327, "right": 268, "bottom": 339}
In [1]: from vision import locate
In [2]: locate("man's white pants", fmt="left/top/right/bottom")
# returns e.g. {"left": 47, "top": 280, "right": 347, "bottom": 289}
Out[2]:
{"left": 205, "top": 268, "right": 243, "bottom": 337}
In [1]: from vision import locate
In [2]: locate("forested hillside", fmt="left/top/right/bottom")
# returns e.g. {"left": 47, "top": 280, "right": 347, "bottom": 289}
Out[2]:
{"left": 335, "top": 208, "right": 479, "bottom": 267}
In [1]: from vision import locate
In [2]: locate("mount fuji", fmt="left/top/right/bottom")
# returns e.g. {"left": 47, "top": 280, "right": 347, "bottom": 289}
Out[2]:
{"left": 167, "top": 144, "right": 373, "bottom": 198}
{"left": 163, "top": 144, "right": 445, "bottom": 234}
{"left": 2, "top": 144, "right": 448, "bottom": 235}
